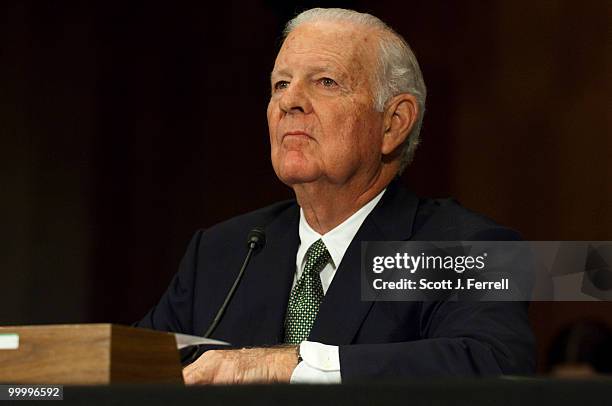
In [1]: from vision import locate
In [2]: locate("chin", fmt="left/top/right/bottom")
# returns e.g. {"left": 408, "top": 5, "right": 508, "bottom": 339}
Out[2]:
{"left": 274, "top": 158, "right": 320, "bottom": 186}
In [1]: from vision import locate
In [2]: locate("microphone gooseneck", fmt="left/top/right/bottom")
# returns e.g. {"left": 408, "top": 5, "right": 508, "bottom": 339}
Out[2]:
{"left": 182, "top": 227, "right": 267, "bottom": 365}
{"left": 202, "top": 227, "right": 267, "bottom": 339}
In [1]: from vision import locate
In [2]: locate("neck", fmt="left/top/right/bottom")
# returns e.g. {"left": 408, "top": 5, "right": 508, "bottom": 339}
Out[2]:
{"left": 293, "top": 169, "right": 394, "bottom": 234}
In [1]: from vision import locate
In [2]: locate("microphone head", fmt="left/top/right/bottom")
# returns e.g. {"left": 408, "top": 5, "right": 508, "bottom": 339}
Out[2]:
{"left": 247, "top": 227, "right": 266, "bottom": 252}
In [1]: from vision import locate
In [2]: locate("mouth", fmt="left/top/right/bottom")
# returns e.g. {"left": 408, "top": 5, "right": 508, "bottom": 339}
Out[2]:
{"left": 282, "top": 131, "right": 313, "bottom": 144}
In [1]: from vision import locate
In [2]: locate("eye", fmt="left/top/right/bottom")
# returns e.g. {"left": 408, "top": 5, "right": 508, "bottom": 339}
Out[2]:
{"left": 273, "top": 80, "right": 289, "bottom": 91}
{"left": 318, "top": 77, "right": 338, "bottom": 88}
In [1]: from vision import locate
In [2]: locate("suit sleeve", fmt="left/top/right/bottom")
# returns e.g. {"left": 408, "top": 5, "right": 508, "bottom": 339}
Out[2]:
{"left": 339, "top": 301, "right": 534, "bottom": 381}
{"left": 339, "top": 227, "right": 535, "bottom": 381}
{"left": 135, "top": 229, "right": 204, "bottom": 334}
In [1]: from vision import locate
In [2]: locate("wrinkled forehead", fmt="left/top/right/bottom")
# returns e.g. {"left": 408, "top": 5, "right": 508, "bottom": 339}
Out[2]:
{"left": 274, "top": 21, "right": 379, "bottom": 78}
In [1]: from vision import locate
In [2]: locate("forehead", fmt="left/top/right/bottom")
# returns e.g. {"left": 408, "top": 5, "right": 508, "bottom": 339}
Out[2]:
{"left": 274, "top": 21, "right": 378, "bottom": 77}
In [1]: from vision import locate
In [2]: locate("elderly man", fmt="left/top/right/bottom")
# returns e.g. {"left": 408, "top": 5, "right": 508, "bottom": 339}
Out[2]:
{"left": 137, "top": 8, "right": 534, "bottom": 384}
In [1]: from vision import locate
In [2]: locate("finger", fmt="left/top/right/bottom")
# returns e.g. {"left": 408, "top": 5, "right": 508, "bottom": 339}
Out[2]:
{"left": 183, "top": 364, "right": 204, "bottom": 385}
{"left": 183, "top": 355, "right": 215, "bottom": 385}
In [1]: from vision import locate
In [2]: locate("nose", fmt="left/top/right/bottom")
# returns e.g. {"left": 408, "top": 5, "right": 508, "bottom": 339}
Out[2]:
{"left": 278, "top": 81, "right": 312, "bottom": 115}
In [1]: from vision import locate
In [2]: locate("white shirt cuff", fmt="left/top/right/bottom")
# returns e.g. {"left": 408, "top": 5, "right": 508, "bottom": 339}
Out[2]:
{"left": 290, "top": 341, "right": 342, "bottom": 384}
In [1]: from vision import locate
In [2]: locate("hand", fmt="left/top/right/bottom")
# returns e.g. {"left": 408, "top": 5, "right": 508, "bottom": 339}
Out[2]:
{"left": 182, "top": 346, "right": 299, "bottom": 385}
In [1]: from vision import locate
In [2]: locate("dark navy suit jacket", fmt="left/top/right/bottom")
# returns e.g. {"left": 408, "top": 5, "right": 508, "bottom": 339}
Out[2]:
{"left": 137, "top": 180, "right": 535, "bottom": 381}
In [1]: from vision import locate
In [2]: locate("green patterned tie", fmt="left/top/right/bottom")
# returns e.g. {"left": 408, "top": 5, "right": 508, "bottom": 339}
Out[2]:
{"left": 284, "top": 238, "right": 331, "bottom": 344}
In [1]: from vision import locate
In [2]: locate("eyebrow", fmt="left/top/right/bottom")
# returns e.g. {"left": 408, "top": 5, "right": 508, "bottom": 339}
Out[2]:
{"left": 270, "top": 68, "right": 290, "bottom": 80}
{"left": 270, "top": 66, "right": 347, "bottom": 81}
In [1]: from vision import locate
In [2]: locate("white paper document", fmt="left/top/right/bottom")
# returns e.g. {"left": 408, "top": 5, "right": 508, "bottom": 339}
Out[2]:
{"left": 173, "top": 333, "right": 229, "bottom": 349}
{"left": 0, "top": 333, "right": 19, "bottom": 350}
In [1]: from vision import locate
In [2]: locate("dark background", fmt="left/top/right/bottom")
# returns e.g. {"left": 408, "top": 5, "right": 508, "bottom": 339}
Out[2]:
{"left": 1, "top": 1, "right": 610, "bottom": 372}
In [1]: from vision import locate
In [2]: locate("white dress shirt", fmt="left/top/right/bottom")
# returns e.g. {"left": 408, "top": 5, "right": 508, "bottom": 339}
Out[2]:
{"left": 289, "top": 189, "right": 385, "bottom": 384}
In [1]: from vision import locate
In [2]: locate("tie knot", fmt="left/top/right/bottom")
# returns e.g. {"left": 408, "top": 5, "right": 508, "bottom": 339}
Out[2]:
{"left": 304, "top": 238, "right": 331, "bottom": 275}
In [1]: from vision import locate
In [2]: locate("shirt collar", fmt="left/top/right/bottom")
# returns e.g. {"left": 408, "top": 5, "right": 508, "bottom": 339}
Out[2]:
{"left": 297, "top": 189, "right": 386, "bottom": 271}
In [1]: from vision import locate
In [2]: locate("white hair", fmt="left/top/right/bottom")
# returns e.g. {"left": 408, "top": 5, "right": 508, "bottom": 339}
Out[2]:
{"left": 283, "top": 8, "right": 427, "bottom": 173}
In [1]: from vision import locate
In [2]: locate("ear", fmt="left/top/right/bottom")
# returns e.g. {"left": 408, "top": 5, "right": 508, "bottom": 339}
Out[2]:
{"left": 381, "top": 93, "right": 419, "bottom": 156}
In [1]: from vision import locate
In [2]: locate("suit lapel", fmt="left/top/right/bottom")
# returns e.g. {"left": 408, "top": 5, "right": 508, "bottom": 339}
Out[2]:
{"left": 239, "top": 203, "right": 300, "bottom": 345}
{"left": 308, "top": 179, "right": 420, "bottom": 345}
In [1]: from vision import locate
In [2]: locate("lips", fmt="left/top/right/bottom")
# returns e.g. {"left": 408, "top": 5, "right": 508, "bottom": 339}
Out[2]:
{"left": 282, "top": 130, "right": 312, "bottom": 141}
{"left": 284, "top": 130, "right": 310, "bottom": 136}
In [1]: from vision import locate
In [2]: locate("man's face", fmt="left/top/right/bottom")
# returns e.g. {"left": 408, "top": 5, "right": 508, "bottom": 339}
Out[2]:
{"left": 267, "top": 21, "right": 384, "bottom": 187}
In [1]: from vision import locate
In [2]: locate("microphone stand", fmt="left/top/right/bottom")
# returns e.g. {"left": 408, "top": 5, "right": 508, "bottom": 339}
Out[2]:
{"left": 181, "top": 228, "right": 265, "bottom": 366}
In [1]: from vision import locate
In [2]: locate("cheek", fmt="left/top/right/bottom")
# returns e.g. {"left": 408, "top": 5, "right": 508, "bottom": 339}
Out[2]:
{"left": 320, "top": 102, "right": 374, "bottom": 159}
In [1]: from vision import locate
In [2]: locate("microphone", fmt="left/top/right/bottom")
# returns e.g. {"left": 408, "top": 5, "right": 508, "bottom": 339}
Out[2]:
{"left": 181, "top": 227, "right": 266, "bottom": 365}
{"left": 202, "top": 227, "right": 266, "bottom": 338}
{"left": 246, "top": 227, "right": 266, "bottom": 253}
